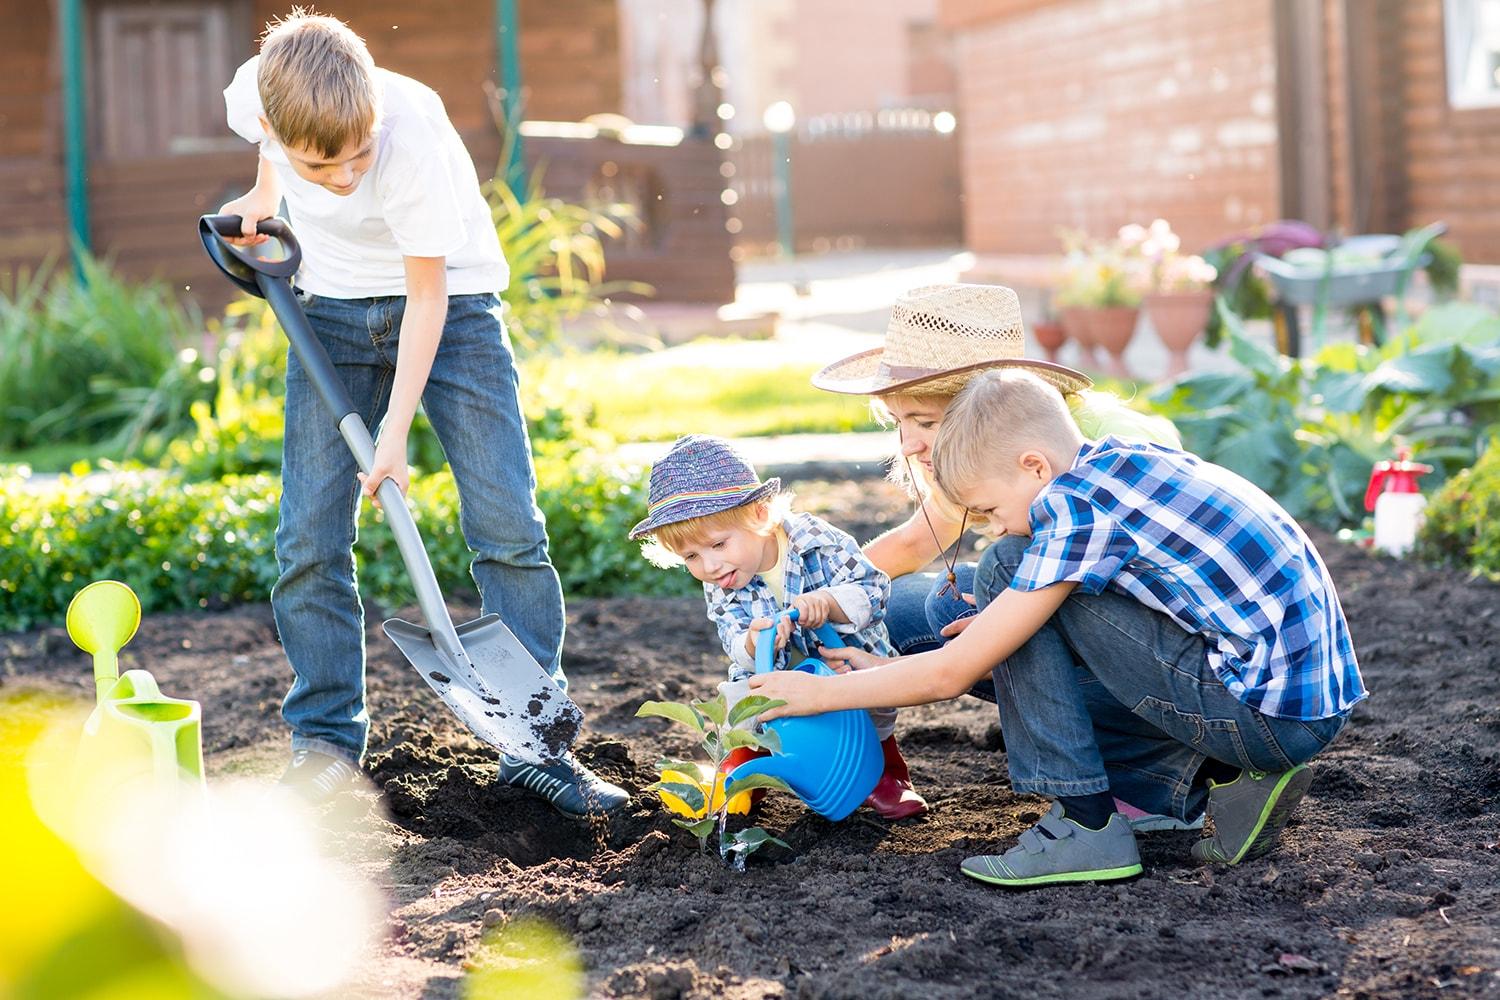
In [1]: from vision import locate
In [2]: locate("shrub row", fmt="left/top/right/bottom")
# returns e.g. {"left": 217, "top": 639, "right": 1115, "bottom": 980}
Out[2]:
{"left": 0, "top": 453, "right": 694, "bottom": 634}
{"left": 1417, "top": 439, "right": 1500, "bottom": 579}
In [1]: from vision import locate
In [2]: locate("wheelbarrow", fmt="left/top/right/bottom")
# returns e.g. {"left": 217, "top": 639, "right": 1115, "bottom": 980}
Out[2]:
{"left": 68, "top": 580, "right": 204, "bottom": 790}
{"left": 198, "top": 214, "right": 582, "bottom": 765}
{"left": 726, "top": 608, "right": 882, "bottom": 821}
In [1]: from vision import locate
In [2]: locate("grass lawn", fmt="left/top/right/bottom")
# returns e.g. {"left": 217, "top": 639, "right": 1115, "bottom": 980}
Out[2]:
{"left": 521, "top": 342, "right": 878, "bottom": 441}
{"left": 0, "top": 439, "right": 121, "bottom": 474}
{"left": 0, "top": 342, "right": 877, "bottom": 473}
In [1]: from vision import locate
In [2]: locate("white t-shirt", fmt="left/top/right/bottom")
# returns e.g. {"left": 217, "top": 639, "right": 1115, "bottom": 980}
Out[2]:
{"left": 224, "top": 57, "right": 508, "bottom": 298}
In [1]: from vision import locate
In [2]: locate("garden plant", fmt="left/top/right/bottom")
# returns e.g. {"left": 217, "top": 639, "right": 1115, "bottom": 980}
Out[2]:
{"left": 636, "top": 690, "right": 791, "bottom": 868}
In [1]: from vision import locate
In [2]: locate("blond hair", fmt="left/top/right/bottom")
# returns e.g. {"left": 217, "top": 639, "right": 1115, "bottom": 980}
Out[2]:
{"left": 930, "top": 370, "right": 1083, "bottom": 504}
{"left": 641, "top": 493, "right": 795, "bottom": 569}
{"left": 258, "top": 9, "right": 380, "bottom": 158}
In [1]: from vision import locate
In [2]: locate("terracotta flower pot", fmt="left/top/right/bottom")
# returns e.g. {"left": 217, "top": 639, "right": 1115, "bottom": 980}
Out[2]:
{"left": 1032, "top": 320, "right": 1066, "bottom": 363}
{"left": 1145, "top": 289, "right": 1214, "bottom": 381}
{"left": 1079, "top": 306, "right": 1139, "bottom": 380}
{"left": 1058, "top": 307, "right": 1099, "bottom": 369}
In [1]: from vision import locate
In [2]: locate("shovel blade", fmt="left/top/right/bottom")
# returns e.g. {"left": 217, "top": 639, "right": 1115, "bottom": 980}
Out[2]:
{"left": 384, "top": 613, "right": 582, "bottom": 765}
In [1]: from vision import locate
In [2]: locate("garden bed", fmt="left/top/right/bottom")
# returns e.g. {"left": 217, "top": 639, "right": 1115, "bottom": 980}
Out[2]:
{"left": 4, "top": 479, "right": 1498, "bottom": 999}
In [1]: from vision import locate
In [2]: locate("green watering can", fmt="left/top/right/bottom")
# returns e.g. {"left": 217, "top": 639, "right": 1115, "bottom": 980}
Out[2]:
{"left": 68, "top": 581, "right": 204, "bottom": 789}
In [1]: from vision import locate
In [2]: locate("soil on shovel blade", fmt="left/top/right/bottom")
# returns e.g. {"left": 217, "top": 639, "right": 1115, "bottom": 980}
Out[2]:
{"left": 4, "top": 478, "right": 1499, "bottom": 999}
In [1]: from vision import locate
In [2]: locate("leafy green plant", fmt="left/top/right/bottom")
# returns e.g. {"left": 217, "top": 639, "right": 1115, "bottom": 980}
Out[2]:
{"left": 0, "top": 448, "right": 677, "bottom": 632}
{"left": 636, "top": 691, "right": 792, "bottom": 866}
{"left": 0, "top": 254, "right": 212, "bottom": 456}
{"left": 1150, "top": 301, "right": 1500, "bottom": 527}
{"left": 1416, "top": 438, "right": 1500, "bottom": 579}
{"left": 487, "top": 173, "right": 652, "bottom": 353}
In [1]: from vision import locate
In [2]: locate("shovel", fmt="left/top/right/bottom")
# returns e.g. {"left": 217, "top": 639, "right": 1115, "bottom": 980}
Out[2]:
{"left": 199, "top": 214, "right": 581, "bottom": 764}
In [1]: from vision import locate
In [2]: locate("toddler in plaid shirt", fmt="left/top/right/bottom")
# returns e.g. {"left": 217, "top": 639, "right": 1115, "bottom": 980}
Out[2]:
{"left": 752, "top": 370, "right": 1365, "bottom": 887}
{"left": 630, "top": 435, "right": 927, "bottom": 820}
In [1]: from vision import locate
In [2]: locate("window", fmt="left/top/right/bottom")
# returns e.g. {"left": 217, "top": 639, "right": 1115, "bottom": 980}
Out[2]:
{"left": 1445, "top": 0, "right": 1500, "bottom": 109}
{"left": 92, "top": 1, "right": 250, "bottom": 160}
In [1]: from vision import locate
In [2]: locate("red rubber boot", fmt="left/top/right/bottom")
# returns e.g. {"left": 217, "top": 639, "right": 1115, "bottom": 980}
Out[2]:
{"left": 719, "top": 745, "right": 771, "bottom": 812}
{"left": 864, "top": 736, "right": 929, "bottom": 820}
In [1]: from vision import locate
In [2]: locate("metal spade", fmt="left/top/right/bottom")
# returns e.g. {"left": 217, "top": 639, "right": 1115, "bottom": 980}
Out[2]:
{"left": 199, "top": 214, "right": 581, "bottom": 764}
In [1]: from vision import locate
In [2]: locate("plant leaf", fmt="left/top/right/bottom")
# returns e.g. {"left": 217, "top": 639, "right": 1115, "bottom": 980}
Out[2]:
{"left": 727, "top": 695, "right": 786, "bottom": 727}
{"left": 647, "top": 780, "right": 706, "bottom": 812}
{"left": 725, "top": 773, "right": 792, "bottom": 798}
{"left": 691, "top": 692, "right": 728, "bottom": 727}
{"left": 755, "top": 727, "right": 782, "bottom": 754}
{"left": 654, "top": 758, "right": 705, "bottom": 778}
{"left": 731, "top": 828, "right": 790, "bottom": 853}
{"left": 672, "top": 817, "right": 717, "bottom": 839}
{"left": 636, "top": 700, "right": 707, "bottom": 732}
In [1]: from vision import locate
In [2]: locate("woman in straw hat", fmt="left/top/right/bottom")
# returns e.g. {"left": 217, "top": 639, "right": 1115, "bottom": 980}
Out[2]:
{"left": 813, "top": 283, "right": 1192, "bottom": 831}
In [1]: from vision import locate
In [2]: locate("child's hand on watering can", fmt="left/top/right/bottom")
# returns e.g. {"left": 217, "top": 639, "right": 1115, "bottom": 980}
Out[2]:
{"left": 745, "top": 616, "right": 794, "bottom": 657}
{"left": 790, "top": 590, "right": 840, "bottom": 629}
{"left": 818, "top": 645, "right": 892, "bottom": 674}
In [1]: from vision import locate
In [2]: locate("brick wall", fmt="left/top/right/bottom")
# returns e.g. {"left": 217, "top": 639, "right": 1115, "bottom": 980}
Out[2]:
{"left": 0, "top": 2, "right": 67, "bottom": 279}
{"left": 942, "top": 0, "right": 1280, "bottom": 255}
{"left": 1396, "top": 0, "right": 1500, "bottom": 264}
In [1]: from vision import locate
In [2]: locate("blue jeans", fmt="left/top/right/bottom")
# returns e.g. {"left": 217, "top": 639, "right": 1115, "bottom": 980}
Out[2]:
{"left": 886, "top": 563, "right": 992, "bottom": 701}
{"left": 273, "top": 291, "right": 566, "bottom": 765}
{"left": 974, "top": 537, "right": 1346, "bottom": 819}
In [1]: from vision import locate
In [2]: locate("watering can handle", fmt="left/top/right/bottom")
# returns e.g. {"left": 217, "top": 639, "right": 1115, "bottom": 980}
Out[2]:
{"left": 752, "top": 607, "right": 846, "bottom": 675}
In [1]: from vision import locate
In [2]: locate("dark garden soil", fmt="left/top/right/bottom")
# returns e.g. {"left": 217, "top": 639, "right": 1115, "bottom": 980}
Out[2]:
{"left": 4, "top": 478, "right": 1499, "bottom": 999}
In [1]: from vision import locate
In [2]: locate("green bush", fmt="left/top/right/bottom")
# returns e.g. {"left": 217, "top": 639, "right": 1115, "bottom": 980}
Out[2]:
{"left": 1151, "top": 301, "right": 1500, "bottom": 527}
{"left": 0, "top": 255, "right": 213, "bottom": 456}
{"left": 0, "top": 453, "right": 685, "bottom": 634}
{"left": 1416, "top": 441, "right": 1500, "bottom": 578}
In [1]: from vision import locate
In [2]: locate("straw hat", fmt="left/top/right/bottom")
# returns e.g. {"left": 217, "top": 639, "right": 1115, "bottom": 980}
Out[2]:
{"left": 812, "top": 283, "right": 1090, "bottom": 397}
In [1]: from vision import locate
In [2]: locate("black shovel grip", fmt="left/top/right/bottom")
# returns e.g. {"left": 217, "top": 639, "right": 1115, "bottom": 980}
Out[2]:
{"left": 197, "top": 214, "right": 357, "bottom": 426}
{"left": 198, "top": 214, "right": 302, "bottom": 288}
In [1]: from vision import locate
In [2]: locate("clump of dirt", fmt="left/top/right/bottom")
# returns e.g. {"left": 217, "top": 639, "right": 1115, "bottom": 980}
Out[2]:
{"left": 5, "top": 479, "right": 1499, "bottom": 999}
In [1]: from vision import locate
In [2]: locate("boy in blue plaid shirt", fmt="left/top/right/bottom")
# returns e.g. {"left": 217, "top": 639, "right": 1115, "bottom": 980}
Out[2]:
{"left": 752, "top": 371, "right": 1365, "bottom": 887}
{"left": 630, "top": 435, "right": 928, "bottom": 819}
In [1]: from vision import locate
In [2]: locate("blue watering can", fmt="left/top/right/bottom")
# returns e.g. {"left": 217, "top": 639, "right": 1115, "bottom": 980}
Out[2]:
{"left": 726, "top": 609, "right": 882, "bottom": 821}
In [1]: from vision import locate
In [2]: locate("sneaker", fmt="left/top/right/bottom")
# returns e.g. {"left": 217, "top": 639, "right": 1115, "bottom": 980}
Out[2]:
{"left": 279, "top": 749, "right": 361, "bottom": 805}
{"left": 1113, "top": 797, "right": 1205, "bottom": 833}
{"left": 499, "top": 752, "right": 629, "bottom": 818}
{"left": 1191, "top": 764, "right": 1313, "bottom": 865}
{"left": 960, "top": 803, "right": 1143, "bottom": 888}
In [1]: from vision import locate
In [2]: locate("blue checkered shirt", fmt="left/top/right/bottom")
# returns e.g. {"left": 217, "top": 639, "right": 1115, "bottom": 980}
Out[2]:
{"left": 1012, "top": 436, "right": 1365, "bottom": 720}
{"left": 706, "top": 512, "right": 895, "bottom": 681}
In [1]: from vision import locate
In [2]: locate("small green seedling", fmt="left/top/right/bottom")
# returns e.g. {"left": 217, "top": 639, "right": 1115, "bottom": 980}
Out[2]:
{"left": 636, "top": 691, "right": 791, "bottom": 867}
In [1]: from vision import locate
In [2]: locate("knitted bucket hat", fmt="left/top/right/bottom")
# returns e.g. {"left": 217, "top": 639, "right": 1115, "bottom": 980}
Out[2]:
{"left": 812, "top": 283, "right": 1090, "bottom": 397}
{"left": 629, "top": 435, "right": 781, "bottom": 540}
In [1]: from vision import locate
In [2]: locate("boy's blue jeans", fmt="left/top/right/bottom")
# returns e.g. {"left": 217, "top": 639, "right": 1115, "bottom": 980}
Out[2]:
{"left": 972, "top": 537, "right": 1345, "bottom": 820}
{"left": 273, "top": 290, "right": 566, "bottom": 765}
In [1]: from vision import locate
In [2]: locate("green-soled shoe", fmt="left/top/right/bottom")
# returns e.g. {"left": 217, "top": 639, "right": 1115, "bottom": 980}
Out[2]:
{"left": 961, "top": 804, "right": 1142, "bottom": 888}
{"left": 1191, "top": 764, "right": 1313, "bottom": 865}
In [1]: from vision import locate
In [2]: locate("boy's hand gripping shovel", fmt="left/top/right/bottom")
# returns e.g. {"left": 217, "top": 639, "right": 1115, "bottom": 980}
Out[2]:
{"left": 199, "top": 215, "right": 581, "bottom": 764}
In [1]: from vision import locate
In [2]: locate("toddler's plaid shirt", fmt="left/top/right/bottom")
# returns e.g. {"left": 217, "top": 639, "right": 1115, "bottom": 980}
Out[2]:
{"left": 706, "top": 512, "right": 894, "bottom": 680}
{"left": 1012, "top": 436, "right": 1365, "bottom": 721}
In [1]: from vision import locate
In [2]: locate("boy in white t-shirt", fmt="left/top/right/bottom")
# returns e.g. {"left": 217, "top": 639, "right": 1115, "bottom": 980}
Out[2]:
{"left": 219, "top": 10, "right": 626, "bottom": 817}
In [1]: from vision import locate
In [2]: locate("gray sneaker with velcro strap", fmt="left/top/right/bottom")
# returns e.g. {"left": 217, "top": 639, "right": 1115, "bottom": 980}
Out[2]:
{"left": 1191, "top": 764, "right": 1313, "bottom": 865}
{"left": 960, "top": 802, "right": 1143, "bottom": 888}
{"left": 499, "top": 752, "right": 630, "bottom": 818}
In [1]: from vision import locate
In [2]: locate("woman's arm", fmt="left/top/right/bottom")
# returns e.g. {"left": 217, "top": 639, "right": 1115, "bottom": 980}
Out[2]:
{"left": 862, "top": 495, "right": 963, "bottom": 578}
